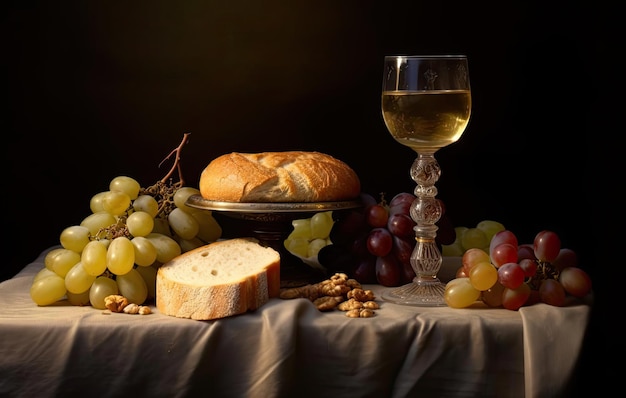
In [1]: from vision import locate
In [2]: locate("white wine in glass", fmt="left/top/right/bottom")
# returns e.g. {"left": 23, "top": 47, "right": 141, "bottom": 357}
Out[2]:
{"left": 381, "top": 55, "right": 471, "bottom": 306}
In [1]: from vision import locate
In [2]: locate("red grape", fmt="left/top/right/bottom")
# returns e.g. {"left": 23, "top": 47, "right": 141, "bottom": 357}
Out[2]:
{"left": 375, "top": 254, "right": 401, "bottom": 287}
{"left": 365, "top": 204, "right": 389, "bottom": 228}
{"left": 490, "top": 243, "right": 518, "bottom": 268}
{"left": 366, "top": 228, "right": 393, "bottom": 257}
{"left": 349, "top": 235, "right": 370, "bottom": 258}
{"left": 489, "top": 230, "right": 518, "bottom": 254}
{"left": 517, "top": 244, "right": 536, "bottom": 262}
{"left": 533, "top": 230, "right": 561, "bottom": 263}
{"left": 388, "top": 192, "right": 415, "bottom": 216}
{"left": 482, "top": 281, "right": 505, "bottom": 307}
{"left": 330, "top": 210, "right": 368, "bottom": 245}
{"left": 525, "top": 289, "right": 542, "bottom": 306}
{"left": 539, "top": 279, "right": 566, "bottom": 307}
{"left": 399, "top": 259, "right": 416, "bottom": 284}
{"left": 359, "top": 192, "right": 377, "bottom": 208}
{"left": 497, "top": 262, "right": 525, "bottom": 289}
{"left": 518, "top": 258, "right": 538, "bottom": 278}
{"left": 552, "top": 248, "right": 578, "bottom": 271}
{"left": 559, "top": 267, "right": 592, "bottom": 298}
{"left": 391, "top": 235, "right": 414, "bottom": 266}
{"left": 501, "top": 283, "right": 531, "bottom": 310}
{"left": 462, "top": 248, "right": 490, "bottom": 274}
{"left": 352, "top": 256, "right": 377, "bottom": 284}
{"left": 387, "top": 213, "right": 415, "bottom": 239}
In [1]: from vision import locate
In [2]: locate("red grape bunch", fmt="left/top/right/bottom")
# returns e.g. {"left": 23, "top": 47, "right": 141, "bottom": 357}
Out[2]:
{"left": 445, "top": 229, "right": 592, "bottom": 310}
{"left": 318, "top": 192, "right": 455, "bottom": 286}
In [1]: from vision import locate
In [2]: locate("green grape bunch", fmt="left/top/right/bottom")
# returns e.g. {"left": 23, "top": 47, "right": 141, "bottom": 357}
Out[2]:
{"left": 30, "top": 134, "right": 223, "bottom": 309}
{"left": 284, "top": 211, "right": 334, "bottom": 260}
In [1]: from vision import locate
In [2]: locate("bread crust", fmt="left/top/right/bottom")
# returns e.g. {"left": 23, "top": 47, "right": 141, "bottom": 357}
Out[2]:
{"left": 199, "top": 151, "right": 360, "bottom": 202}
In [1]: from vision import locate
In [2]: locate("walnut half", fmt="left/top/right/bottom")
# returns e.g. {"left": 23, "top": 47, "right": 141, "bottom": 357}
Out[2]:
{"left": 104, "top": 295, "right": 128, "bottom": 313}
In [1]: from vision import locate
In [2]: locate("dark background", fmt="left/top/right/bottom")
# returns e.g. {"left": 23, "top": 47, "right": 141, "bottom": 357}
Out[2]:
{"left": 3, "top": 0, "right": 618, "bottom": 395}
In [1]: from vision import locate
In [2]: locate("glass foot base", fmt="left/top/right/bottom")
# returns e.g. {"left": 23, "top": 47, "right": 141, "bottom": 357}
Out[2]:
{"left": 381, "top": 280, "right": 447, "bottom": 307}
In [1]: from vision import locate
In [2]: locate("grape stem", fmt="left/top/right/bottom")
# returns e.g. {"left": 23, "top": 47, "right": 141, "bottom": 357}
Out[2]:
{"left": 159, "top": 132, "right": 191, "bottom": 186}
{"left": 89, "top": 133, "right": 193, "bottom": 242}
{"left": 527, "top": 261, "right": 559, "bottom": 290}
{"left": 139, "top": 133, "right": 193, "bottom": 218}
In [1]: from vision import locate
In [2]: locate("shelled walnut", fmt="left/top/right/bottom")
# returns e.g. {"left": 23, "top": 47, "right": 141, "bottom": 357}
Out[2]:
{"left": 103, "top": 295, "right": 152, "bottom": 315}
{"left": 313, "top": 296, "right": 344, "bottom": 311}
{"left": 345, "top": 308, "right": 375, "bottom": 318}
{"left": 104, "top": 295, "right": 129, "bottom": 312}
{"left": 279, "top": 273, "right": 379, "bottom": 317}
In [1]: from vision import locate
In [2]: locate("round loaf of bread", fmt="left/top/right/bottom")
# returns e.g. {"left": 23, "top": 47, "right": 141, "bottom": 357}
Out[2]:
{"left": 199, "top": 151, "right": 361, "bottom": 202}
{"left": 156, "top": 238, "right": 281, "bottom": 320}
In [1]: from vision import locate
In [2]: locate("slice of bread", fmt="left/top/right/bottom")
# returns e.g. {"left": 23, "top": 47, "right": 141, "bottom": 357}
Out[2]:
{"left": 156, "top": 238, "right": 281, "bottom": 320}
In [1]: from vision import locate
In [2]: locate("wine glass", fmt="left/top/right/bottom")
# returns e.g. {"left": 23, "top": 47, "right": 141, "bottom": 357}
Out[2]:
{"left": 380, "top": 55, "right": 471, "bottom": 306}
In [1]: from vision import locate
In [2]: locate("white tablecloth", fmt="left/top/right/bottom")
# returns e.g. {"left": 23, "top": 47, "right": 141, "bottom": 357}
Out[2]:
{"left": 0, "top": 248, "right": 591, "bottom": 398}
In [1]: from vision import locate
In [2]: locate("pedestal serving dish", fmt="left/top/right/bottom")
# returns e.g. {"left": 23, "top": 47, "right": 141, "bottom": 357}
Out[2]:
{"left": 185, "top": 194, "right": 362, "bottom": 287}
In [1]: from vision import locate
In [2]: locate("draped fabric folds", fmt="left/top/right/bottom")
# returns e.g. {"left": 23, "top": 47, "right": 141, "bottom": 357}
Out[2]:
{"left": 0, "top": 249, "right": 590, "bottom": 398}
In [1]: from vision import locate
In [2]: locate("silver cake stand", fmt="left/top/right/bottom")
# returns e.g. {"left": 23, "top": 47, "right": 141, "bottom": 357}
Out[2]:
{"left": 185, "top": 194, "right": 362, "bottom": 287}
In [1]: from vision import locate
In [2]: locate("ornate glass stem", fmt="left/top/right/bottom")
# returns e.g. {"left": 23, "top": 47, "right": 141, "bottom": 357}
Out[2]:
{"left": 382, "top": 151, "right": 447, "bottom": 306}
{"left": 409, "top": 152, "right": 443, "bottom": 281}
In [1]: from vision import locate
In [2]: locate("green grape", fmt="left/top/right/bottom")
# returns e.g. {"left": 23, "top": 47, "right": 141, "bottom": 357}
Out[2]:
{"left": 307, "top": 238, "right": 328, "bottom": 258}
{"left": 33, "top": 267, "right": 58, "bottom": 283}
{"left": 468, "top": 261, "right": 498, "bottom": 291}
{"left": 60, "top": 225, "right": 91, "bottom": 253}
{"left": 67, "top": 289, "right": 91, "bottom": 306}
{"left": 284, "top": 237, "right": 309, "bottom": 258}
{"left": 146, "top": 232, "right": 182, "bottom": 263}
{"left": 135, "top": 265, "right": 157, "bottom": 300}
{"left": 310, "top": 211, "right": 334, "bottom": 240}
{"left": 44, "top": 248, "right": 65, "bottom": 270}
{"left": 460, "top": 227, "right": 488, "bottom": 252}
{"left": 127, "top": 211, "right": 154, "bottom": 238}
{"left": 178, "top": 236, "right": 205, "bottom": 252}
{"left": 131, "top": 236, "right": 158, "bottom": 266}
{"left": 102, "top": 190, "right": 131, "bottom": 216}
{"left": 117, "top": 268, "right": 148, "bottom": 305}
{"left": 45, "top": 248, "right": 81, "bottom": 277}
{"left": 65, "top": 262, "right": 96, "bottom": 294}
{"left": 80, "top": 212, "right": 117, "bottom": 236}
{"left": 81, "top": 240, "right": 108, "bottom": 276}
{"left": 89, "top": 276, "right": 119, "bottom": 309}
{"left": 168, "top": 207, "right": 200, "bottom": 240}
{"left": 90, "top": 191, "right": 108, "bottom": 213}
{"left": 173, "top": 187, "right": 201, "bottom": 213}
{"left": 454, "top": 226, "right": 468, "bottom": 241}
{"left": 133, "top": 195, "right": 159, "bottom": 218}
{"left": 442, "top": 240, "right": 464, "bottom": 257}
{"left": 190, "top": 211, "right": 222, "bottom": 242}
{"left": 109, "top": 176, "right": 141, "bottom": 200}
{"left": 106, "top": 236, "right": 135, "bottom": 275}
{"left": 30, "top": 273, "right": 67, "bottom": 306}
{"left": 444, "top": 277, "right": 480, "bottom": 308}
{"left": 289, "top": 219, "right": 312, "bottom": 240}
{"left": 152, "top": 217, "right": 172, "bottom": 236}
{"left": 476, "top": 220, "right": 505, "bottom": 244}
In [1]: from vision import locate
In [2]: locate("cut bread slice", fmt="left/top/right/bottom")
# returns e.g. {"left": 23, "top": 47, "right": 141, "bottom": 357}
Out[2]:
{"left": 156, "top": 238, "right": 281, "bottom": 320}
